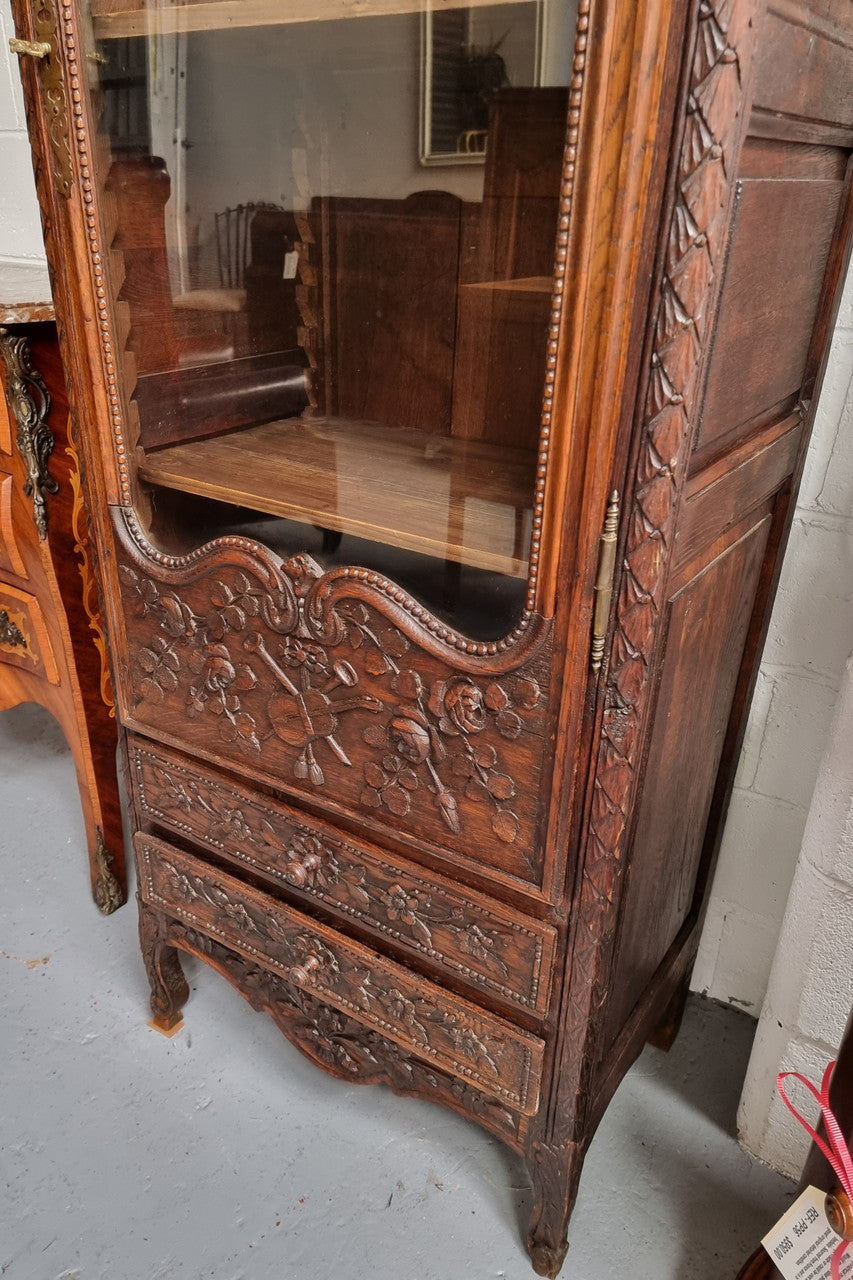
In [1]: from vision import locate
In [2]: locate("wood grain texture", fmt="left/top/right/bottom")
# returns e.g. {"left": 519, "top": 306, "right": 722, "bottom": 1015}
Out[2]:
{"left": 0, "top": 325, "right": 125, "bottom": 912}
{"left": 139, "top": 416, "right": 537, "bottom": 578}
{"left": 115, "top": 509, "right": 552, "bottom": 888}
{"left": 149, "top": 903, "right": 526, "bottom": 1145}
{"left": 698, "top": 160, "right": 846, "bottom": 454}
{"left": 129, "top": 736, "right": 557, "bottom": 1017}
{"left": 12, "top": 0, "right": 853, "bottom": 1271}
{"left": 137, "top": 832, "right": 546, "bottom": 1114}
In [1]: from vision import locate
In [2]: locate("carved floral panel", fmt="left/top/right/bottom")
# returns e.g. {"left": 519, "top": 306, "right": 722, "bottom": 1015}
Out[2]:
{"left": 116, "top": 518, "right": 552, "bottom": 883}
{"left": 137, "top": 833, "right": 544, "bottom": 1115}
{"left": 162, "top": 918, "right": 523, "bottom": 1146}
{"left": 130, "top": 739, "right": 556, "bottom": 1014}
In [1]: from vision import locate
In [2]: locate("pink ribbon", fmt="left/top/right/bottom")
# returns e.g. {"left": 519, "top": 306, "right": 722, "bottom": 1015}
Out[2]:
{"left": 777, "top": 1061, "right": 853, "bottom": 1280}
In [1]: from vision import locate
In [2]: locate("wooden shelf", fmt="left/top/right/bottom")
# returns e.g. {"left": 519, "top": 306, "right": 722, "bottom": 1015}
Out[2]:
{"left": 459, "top": 277, "right": 553, "bottom": 295}
{"left": 92, "top": 0, "right": 525, "bottom": 39}
{"left": 139, "top": 416, "right": 536, "bottom": 578}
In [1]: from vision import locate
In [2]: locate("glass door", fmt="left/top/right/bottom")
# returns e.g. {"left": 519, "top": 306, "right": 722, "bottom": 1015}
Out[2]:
{"left": 84, "top": 0, "right": 578, "bottom": 640}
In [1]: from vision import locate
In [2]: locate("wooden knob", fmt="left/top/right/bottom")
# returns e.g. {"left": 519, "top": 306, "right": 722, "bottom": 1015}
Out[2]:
{"left": 289, "top": 954, "right": 321, "bottom": 986}
{"left": 826, "top": 1188, "right": 853, "bottom": 1242}
{"left": 284, "top": 852, "right": 321, "bottom": 887}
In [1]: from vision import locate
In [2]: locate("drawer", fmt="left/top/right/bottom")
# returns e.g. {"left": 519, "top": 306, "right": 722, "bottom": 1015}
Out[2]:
{"left": 0, "top": 472, "right": 27, "bottom": 578}
{"left": 129, "top": 738, "right": 556, "bottom": 1017}
{"left": 136, "top": 833, "right": 545, "bottom": 1117}
{"left": 0, "top": 582, "right": 57, "bottom": 682}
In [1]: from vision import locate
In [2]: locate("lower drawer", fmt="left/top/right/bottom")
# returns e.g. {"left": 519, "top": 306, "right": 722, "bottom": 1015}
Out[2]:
{"left": 136, "top": 832, "right": 545, "bottom": 1117}
{"left": 0, "top": 581, "right": 57, "bottom": 682}
{"left": 129, "top": 737, "right": 556, "bottom": 1016}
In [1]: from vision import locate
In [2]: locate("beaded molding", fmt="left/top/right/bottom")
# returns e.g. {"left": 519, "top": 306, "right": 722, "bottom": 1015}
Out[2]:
{"left": 62, "top": 0, "right": 592, "bottom": 652}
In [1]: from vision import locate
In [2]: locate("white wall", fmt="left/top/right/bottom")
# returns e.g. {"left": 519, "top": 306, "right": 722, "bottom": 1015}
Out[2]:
{"left": 692, "top": 260, "right": 853, "bottom": 1012}
{"left": 737, "top": 651, "right": 853, "bottom": 1177}
{"left": 0, "top": 0, "right": 47, "bottom": 264}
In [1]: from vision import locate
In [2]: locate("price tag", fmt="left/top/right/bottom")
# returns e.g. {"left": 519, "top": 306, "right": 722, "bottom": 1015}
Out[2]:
{"left": 762, "top": 1187, "right": 853, "bottom": 1280}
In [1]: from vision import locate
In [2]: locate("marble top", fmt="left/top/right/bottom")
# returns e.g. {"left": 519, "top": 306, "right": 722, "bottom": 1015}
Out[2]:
{"left": 0, "top": 260, "right": 54, "bottom": 325}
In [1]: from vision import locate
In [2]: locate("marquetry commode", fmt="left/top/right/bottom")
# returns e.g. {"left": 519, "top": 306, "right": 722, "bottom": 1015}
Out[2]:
{"left": 0, "top": 263, "right": 123, "bottom": 911}
{"left": 9, "top": 0, "right": 853, "bottom": 1271}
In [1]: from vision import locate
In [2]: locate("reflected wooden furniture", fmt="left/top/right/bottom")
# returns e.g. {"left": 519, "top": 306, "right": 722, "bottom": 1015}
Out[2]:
{"left": 0, "top": 267, "right": 124, "bottom": 912}
{"left": 10, "top": 0, "right": 853, "bottom": 1276}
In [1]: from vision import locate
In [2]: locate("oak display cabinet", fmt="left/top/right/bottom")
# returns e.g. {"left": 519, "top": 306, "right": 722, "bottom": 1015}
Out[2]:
{"left": 10, "top": 0, "right": 853, "bottom": 1271}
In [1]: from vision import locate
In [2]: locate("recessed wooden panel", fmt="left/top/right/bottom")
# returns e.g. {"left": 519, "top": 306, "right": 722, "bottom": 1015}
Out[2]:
{"left": 752, "top": 2, "right": 853, "bottom": 133}
{"left": 603, "top": 509, "right": 773, "bottom": 1043}
{"left": 0, "top": 472, "right": 28, "bottom": 578}
{"left": 698, "top": 156, "right": 845, "bottom": 453}
{"left": 679, "top": 413, "right": 801, "bottom": 570}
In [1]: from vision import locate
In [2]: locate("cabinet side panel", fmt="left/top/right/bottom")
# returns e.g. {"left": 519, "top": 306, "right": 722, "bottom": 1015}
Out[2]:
{"left": 697, "top": 146, "right": 846, "bottom": 454}
{"left": 601, "top": 509, "right": 771, "bottom": 1041}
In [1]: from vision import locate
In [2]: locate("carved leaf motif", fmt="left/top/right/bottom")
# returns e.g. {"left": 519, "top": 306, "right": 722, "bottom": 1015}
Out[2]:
{"left": 491, "top": 810, "right": 520, "bottom": 845}
{"left": 120, "top": 555, "right": 544, "bottom": 864}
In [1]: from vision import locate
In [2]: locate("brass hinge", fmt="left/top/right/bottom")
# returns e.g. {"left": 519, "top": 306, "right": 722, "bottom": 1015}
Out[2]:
{"left": 590, "top": 491, "right": 620, "bottom": 673}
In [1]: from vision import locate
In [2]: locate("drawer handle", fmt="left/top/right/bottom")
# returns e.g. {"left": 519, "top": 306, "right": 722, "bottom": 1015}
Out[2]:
{"left": 284, "top": 851, "right": 321, "bottom": 888}
{"left": 289, "top": 955, "right": 321, "bottom": 986}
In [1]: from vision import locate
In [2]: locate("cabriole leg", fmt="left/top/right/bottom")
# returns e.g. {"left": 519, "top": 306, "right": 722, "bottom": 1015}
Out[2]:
{"left": 525, "top": 1140, "right": 584, "bottom": 1278}
{"left": 138, "top": 902, "right": 189, "bottom": 1030}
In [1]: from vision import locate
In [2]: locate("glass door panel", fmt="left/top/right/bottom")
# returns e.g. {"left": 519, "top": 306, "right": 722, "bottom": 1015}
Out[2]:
{"left": 84, "top": 0, "right": 578, "bottom": 638}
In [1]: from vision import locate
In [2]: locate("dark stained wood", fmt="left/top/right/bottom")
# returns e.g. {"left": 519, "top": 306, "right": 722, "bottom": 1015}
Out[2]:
{"left": 698, "top": 155, "right": 846, "bottom": 456}
{"left": 751, "top": 1, "right": 853, "bottom": 132}
{"left": 137, "top": 831, "right": 546, "bottom": 1114}
{"left": 317, "top": 192, "right": 463, "bottom": 433}
{"left": 0, "top": 323, "right": 125, "bottom": 912}
{"left": 602, "top": 506, "right": 774, "bottom": 1044}
{"left": 11, "top": 0, "right": 853, "bottom": 1273}
{"left": 129, "top": 734, "right": 558, "bottom": 1019}
{"left": 452, "top": 89, "right": 567, "bottom": 448}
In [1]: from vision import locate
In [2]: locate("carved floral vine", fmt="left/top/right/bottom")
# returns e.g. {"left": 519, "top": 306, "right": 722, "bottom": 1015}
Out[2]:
{"left": 121, "top": 557, "right": 543, "bottom": 848}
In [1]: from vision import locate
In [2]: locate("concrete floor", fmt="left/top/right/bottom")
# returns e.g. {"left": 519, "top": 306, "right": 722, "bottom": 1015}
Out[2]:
{"left": 1, "top": 702, "right": 797, "bottom": 1280}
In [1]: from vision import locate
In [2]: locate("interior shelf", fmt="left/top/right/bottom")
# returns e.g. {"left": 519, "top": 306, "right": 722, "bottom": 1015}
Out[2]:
{"left": 139, "top": 416, "right": 537, "bottom": 578}
{"left": 91, "top": 0, "right": 526, "bottom": 39}
{"left": 459, "top": 277, "right": 553, "bottom": 294}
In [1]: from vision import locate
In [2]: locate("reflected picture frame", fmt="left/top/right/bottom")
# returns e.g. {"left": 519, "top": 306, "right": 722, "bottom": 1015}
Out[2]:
{"left": 419, "top": 0, "right": 545, "bottom": 166}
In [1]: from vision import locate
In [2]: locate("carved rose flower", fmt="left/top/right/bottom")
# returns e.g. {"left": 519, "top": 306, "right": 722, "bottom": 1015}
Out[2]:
{"left": 189, "top": 643, "right": 236, "bottom": 692}
{"left": 429, "top": 679, "right": 486, "bottom": 736}
{"left": 389, "top": 714, "right": 431, "bottom": 763}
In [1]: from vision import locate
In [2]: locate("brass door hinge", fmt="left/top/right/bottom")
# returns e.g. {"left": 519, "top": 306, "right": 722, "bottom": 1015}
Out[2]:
{"left": 10, "top": 0, "right": 72, "bottom": 197}
{"left": 590, "top": 491, "right": 620, "bottom": 673}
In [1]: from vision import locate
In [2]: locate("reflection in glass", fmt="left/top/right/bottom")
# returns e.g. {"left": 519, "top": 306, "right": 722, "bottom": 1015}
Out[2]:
{"left": 87, "top": 0, "right": 578, "bottom": 637}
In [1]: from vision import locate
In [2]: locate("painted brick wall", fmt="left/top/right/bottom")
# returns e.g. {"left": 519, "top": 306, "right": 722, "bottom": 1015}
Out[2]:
{"left": 737, "top": 651, "right": 853, "bottom": 1176}
{"left": 692, "top": 261, "right": 853, "bottom": 1013}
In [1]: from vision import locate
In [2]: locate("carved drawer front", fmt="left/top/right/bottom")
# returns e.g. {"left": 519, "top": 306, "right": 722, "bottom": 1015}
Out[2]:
{"left": 0, "top": 582, "right": 57, "bottom": 681}
{"left": 136, "top": 833, "right": 545, "bottom": 1117}
{"left": 129, "top": 738, "right": 557, "bottom": 1017}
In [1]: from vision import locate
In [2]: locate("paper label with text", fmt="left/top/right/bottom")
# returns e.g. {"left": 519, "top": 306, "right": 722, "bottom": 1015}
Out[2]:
{"left": 762, "top": 1186, "right": 853, "bottom": 1280}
